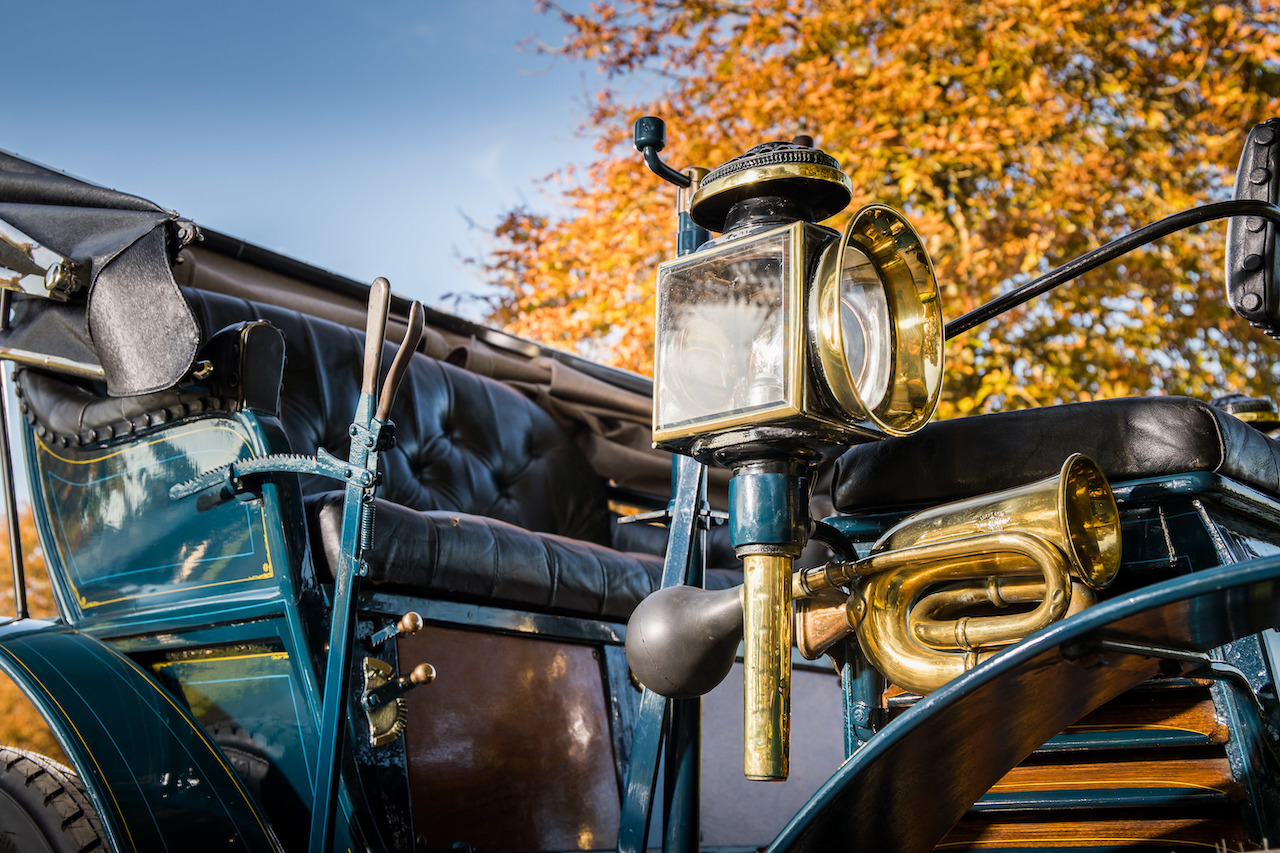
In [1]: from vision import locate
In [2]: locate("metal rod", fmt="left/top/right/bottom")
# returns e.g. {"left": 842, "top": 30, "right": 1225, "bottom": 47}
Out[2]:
{"left": 617, "top": 456, "right": 706, "bottom": 853}
{"left": 0, "top": 371, "right": 25, "bottom": 621}
{"left": 0, "top": 347, "right": 104, "bottom": 380}
{"left": 310, "top": 279, "right": 392, "bottom": 853}
{"left": 663, "top": 460, "right": 707, "bottom": 853}
{"left": 945, "top": 199, "right": 1280, "bottom": 339}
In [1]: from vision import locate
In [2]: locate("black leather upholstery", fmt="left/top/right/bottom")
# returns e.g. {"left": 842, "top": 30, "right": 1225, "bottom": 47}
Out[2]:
{"left": 179, "top": 289, "right": 740, "bottom": 620}
{"left": 834, "top": 396, "right": 1280, "bottom": 513}
{"left": 181, "top": 289, "right": 614, "bottom": 542}
{"left": 307, "top": 494, "right": 740, "bottom": 621}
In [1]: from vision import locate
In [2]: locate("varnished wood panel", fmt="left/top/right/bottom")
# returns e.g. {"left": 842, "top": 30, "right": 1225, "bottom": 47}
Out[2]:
{"left": 1060, "top": 687, "right": 1227, "bottom": 743}
{"left": 400, "top": 626, "right": 620, "bottom": 852}
{"left": 941, "top": 808, "right": 1250, "bottom": 850}
{"left": 990, "top": 750, "right": 1241, "bottom": 799}
{"left": 889, "top": 684, "right": 1226, "bottom": 744}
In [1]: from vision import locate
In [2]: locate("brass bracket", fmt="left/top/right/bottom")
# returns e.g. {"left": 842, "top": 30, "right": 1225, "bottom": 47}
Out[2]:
{"left": 361, "top": 657, "right": 408, "bottom": 747}
{"left": 360, "top": 656, "right": 435, "bottom": 747}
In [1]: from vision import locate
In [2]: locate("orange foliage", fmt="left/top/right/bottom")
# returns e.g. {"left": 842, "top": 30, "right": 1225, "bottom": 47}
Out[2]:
{"left": 481, "top": 0, "right": 1280, "bottom": 415}
{"left": 0, "top": 505, "right": 66, "bottom": 761}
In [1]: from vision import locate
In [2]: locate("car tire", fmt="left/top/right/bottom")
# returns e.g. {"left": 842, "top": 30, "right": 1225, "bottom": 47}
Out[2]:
{"left": 0, "top": 746, "right": 106, "bottom": 853}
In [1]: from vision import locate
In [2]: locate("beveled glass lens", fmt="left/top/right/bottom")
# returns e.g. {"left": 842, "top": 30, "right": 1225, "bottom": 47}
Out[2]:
{"left": 838, "top": 245, "right": 892, "bottom": 409}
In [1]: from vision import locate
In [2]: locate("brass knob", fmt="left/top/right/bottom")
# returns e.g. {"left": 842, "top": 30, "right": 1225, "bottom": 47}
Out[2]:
{"left": 408, "top": 663, "right": 435, "bottom": 686}
{"left": 399, "top": 611, "right": 424, "bottom": 635}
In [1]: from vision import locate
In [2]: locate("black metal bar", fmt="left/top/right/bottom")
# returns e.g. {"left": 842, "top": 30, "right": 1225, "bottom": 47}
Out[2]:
{"left": 945, "top": 200, "right": 1280, "bottom": 339}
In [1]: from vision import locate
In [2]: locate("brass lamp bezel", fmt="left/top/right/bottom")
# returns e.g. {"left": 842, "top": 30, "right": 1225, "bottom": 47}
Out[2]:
{"left": 810, "top": 204, "right": 943, "bottom": 437}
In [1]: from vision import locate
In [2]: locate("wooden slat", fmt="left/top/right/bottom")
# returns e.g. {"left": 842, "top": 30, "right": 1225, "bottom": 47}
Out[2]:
{"left": 889, "top": 684, "right": 1226, "bottom": 747}
{"left": 1059, "top": 688, "right": 1226, "bottom": 744}
{"left": 989, "top": 751, "right": 1241, "bottom": 799}
{"left": 941, "top": 808, "right": 1250, "bottom": 850}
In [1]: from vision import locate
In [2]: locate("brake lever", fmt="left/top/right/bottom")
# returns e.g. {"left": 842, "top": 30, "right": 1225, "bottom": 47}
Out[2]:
{"left": 376, "top": 301, "right": 424, "bottom": 423}
{"left": 363, "top": 276, "right": 392, "bottom": 398}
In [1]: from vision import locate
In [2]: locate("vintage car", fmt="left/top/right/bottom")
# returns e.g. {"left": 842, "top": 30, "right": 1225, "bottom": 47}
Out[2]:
{"left": 1, "top": 114, "right": 1279, "bottom": 853}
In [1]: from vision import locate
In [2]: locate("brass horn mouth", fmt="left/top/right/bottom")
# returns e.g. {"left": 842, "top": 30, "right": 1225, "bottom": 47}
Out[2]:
{"left": 1056, "top": 453, "right": 1121, "bottom": 589}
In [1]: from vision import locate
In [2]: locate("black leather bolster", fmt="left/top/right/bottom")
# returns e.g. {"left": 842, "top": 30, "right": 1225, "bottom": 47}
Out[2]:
{"left": 307, "top": 493, "right": 742, "bottom": 622}
{"left": 15, "top": 368, "right": 233, "bottom": 447}
{"left": 834, "top": 396, "right": 1280, "bottom": 513}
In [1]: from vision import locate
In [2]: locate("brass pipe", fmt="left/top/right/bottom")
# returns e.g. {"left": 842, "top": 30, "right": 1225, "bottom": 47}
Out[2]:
{"left": 910, "top": 577, "right": 1097, "bottom": 651}
{"left": 742, "top": 552, "right": 792, "bottom": 781}
{"left": 677, "top": 166, "right": 709, "bottom": 215}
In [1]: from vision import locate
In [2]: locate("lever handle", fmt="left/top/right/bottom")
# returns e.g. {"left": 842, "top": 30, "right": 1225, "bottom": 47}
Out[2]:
{"left": 376, "top": 301, "right": 425, "bottom": 422}
{"left": 362, "top": 277, "right": 392, "bottom": 397}
{"left": 634, "top": 116, "right": 692, "bottom": 189}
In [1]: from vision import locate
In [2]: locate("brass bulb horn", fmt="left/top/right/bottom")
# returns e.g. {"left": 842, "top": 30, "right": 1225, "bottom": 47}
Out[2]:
{"left": 796, "top": 453, "right": 1120, "bottom": 693}
{"left": 627, "top": 454, "right": 1120, "bottom": 700}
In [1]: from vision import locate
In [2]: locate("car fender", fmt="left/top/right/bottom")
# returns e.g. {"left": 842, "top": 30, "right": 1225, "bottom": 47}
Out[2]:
{"left": 0, "top": 619, "right": 281, "bottom": 853}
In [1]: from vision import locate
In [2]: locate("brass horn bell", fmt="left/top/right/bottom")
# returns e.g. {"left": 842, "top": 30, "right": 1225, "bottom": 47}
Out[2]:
{"left": 796, "top": 453, "right": 1121, "bottom": 694}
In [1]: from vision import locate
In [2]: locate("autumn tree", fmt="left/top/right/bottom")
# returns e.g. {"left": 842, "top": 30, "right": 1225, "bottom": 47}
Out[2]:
{"left": 482, "top": 0, "right": 1280, "bottom": 415}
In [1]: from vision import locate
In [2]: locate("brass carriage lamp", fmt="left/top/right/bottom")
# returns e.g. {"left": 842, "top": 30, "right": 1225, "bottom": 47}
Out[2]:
{"left": 653, "top": 145, "right": 943, "bottom": 451}
{"left": 648, "top": 140, "right": 944, "bottom": 781}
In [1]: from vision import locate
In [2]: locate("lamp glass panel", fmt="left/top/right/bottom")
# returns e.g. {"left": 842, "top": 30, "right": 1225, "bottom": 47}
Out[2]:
{"left": 655, "top": 229, "right": 792, "bottom": 434}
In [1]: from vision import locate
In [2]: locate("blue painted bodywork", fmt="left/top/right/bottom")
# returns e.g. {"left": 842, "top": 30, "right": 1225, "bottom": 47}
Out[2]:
{"left": 6, "top": 341, "right": 1280, "bottom": 853}
{"left": 0, "top": 619, "right": 281, "bottom": 853}
{"left": 10, "top": 387, "right": 1280, "bottom": 852}
{"left": 12, "top": 409, "right": 371, "bottom": 852}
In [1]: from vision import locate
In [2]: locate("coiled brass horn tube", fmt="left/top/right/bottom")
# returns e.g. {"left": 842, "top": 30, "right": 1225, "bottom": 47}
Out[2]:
{"left": 888, "top": 536, "right": 1071, "bottom": 651}
{"left": 909, "top": 577, "right": 1097, "bottom": 652}
{"left": 856, "top": 530, "right": 1072, "bottom": 695}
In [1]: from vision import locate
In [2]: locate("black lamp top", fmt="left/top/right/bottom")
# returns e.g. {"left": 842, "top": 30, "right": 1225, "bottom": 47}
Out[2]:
{"left": 689, "top": 140, "right": 852, "bottom": 234}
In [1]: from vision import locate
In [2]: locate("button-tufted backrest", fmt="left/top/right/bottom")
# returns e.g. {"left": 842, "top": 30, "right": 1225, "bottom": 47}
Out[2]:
{"left": 182, "top": 288, "right": 615, "bottom": 545}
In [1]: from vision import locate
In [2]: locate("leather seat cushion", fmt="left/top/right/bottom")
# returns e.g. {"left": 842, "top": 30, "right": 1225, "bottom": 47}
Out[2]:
{"left": 834, "top": 396, "right": 1280, "bottom": 513}
{"left": 181, "top": 288, "right": 614, "bottom": 545}
{"left": 307, "top": 493, "right": 741, "bottom": 621}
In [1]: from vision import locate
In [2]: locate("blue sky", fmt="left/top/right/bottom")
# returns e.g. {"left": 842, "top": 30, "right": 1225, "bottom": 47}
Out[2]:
{"left": 8, "top": 1, "right": 605, "bottom": 317}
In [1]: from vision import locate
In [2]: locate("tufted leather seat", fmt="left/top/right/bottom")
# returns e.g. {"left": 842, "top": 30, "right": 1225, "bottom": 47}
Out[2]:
{"left": 179, "top": 289, "right": 741, "bottom": 621}
{"left": 833, "top": 396, "right": 1280, "bottom": 513}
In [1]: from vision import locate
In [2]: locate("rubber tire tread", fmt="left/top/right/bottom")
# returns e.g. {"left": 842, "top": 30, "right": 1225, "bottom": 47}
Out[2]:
{"left": 0, "top": 746, "right": 105, "bottom": 853}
